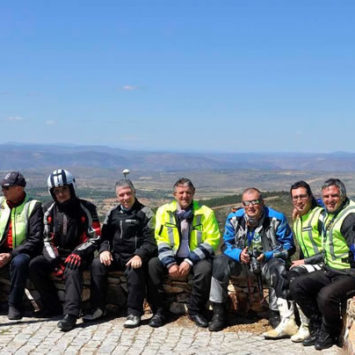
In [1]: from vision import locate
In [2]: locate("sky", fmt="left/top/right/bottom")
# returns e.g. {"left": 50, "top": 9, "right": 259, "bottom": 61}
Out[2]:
{"left": 1, "top": 0, "right": 354, "bottom": 153}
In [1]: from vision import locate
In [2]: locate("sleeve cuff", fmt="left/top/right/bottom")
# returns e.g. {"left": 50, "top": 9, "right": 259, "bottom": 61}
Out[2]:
{"left": 184, "top": 258, "right": 194, "bottom": 266}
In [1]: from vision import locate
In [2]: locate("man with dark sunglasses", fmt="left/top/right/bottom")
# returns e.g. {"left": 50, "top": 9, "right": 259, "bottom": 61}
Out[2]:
{"left": 209, "top": 187, "right": 296, "bottom": 336}
{"left": 0, "top": 171, "right": 43, "bottom": 320}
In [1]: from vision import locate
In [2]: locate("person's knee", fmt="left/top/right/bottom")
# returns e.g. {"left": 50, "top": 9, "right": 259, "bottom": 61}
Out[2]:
{"left": 148, "top": 257, "right": 163, "bottom": 274}
{"left": 126, "top": 265, "right": 145, "bottom": 281}
{"left": 194, "top": 259, "right": 211, "bottom": 275}
{"left": 288, "top": 266, "right": 307, "bottom": 285}
{"left": 289, "top": 275, "right": 306, "bottom": 300}
{"left": 211, "top": 255, "right": 231, "bottom": 280}
{"left": 11, "top": 254, "right": 30, "bottom": 270}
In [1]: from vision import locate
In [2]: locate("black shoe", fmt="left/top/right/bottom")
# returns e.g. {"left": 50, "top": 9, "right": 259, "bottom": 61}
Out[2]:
{"left": 269, "top": 310, "right": 280, "bottom": 329}
{"left": 149, "top": 310, "right": 167, "bottom": 328}
{"left": 57, "top": 314, "right": 77, "bottom": 332}
{"left": 189, "top": 313, "right": 208, "bottom": 328}
{"left": 209, "top": 304, "right": 226, "bottom": 331}
{"left": 8, "top": 305, "right": 23, "bottom": 320}
{"left": 314, "top": 328, "right": 336, "bottom": 350}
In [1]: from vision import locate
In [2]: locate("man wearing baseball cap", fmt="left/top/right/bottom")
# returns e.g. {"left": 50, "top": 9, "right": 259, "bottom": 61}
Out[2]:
{"left": 0, "top": 171, "right": 43, "bottom": 320}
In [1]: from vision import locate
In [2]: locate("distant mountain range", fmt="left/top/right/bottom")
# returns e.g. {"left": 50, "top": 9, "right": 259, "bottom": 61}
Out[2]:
{"left": 1, "top": 143, "right": 355, "bottom": 172}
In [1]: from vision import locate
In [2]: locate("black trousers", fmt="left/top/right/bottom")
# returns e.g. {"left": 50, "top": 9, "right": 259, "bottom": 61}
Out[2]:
{"left": 148, "top": 257, "right": 212, "bottom": 315}
{"left": 29, "top": 255, "right": 89, "bottom": 317}
{"left": 290, "top": 268, "right": 355, "bottom": 335}
{"left": 90, "top": 256, "right": 146, "bottom": 316}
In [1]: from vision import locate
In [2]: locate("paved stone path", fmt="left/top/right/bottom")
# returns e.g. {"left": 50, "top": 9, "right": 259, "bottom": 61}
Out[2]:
{"left": 0, "top": 314, "right": 341, "bottom": 354}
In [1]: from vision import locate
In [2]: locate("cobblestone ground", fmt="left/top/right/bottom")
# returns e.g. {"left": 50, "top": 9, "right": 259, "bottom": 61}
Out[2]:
{"left": 0, "top": 314, "right": 342, "bottom": 355}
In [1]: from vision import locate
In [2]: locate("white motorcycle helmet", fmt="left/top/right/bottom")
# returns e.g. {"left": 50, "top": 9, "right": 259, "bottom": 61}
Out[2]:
{"left": 47, "top": 169, "right": 77, "bottom": 201}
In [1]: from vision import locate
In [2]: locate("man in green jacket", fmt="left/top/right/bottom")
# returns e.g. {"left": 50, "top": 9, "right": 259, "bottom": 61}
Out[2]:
{"left": 148, "top": 178, "right": 220, "bottom": 328}
{"left": 290, "top": 178, "right": 355, "bottom": 350}
{"left": 0, "top": 171, "right": 43, "bottom": 320}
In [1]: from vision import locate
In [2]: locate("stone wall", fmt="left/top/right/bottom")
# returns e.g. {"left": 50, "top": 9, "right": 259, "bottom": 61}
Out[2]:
{"left": 0, "top": 270, "right": 267, "bottom": 317}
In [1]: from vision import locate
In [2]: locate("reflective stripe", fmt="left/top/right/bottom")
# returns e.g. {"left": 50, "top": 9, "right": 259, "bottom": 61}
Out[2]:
{"left": 43, "top": 202, "right": 56, "bottom": 239}
{"left": 194, "top": 248, "right": 205, "bottom": 259}
{"left": 158, "top": 242, "right": 171, "bottom": 251}
{"left": 200, "top": 242, "right": 214, "bottom": 254}
{"left": 158, "top": 250, "right": 174, "bottom": 261}
{"left": 306, "top": 208, "right": 320, "bottom": 255}
{"left": 20, "top": 199, "right": 37, "bottom": 243}
{"left": 195, "top": 214, "right": 202, "bottom": 245}
{"left": 80, "top": 202, "right": 96, "bottom": 238}
{"left": 166, "top": 211, "right": 175, "bottom": 246}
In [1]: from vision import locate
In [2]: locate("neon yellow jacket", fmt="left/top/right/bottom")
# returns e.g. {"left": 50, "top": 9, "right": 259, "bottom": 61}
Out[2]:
{"left": 155, "top": 200, "right": 220, "bottom": 267}
{"left": 293, "top": 206, "right": 323, "bottom": 260}
{"left": 323, "top": 200, "right": 355, "bottom": 270}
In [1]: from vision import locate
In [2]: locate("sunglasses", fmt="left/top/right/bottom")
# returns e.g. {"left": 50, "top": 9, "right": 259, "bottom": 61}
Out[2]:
{"left": 242, "top": 199, "right": 261, "bottom": 207}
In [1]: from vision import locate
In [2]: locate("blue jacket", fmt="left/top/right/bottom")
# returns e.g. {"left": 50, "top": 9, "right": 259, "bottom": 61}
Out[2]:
{"left": 223, "top": 206, "right": 295, "bottom": 262}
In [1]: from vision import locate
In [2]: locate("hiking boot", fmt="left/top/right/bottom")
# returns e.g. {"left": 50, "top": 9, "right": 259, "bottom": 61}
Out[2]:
{"left": 263, "top": 299, "right": 298, "bottom": 339}
{"left": 209, "top": 303, "right": 226, "bottom": 332}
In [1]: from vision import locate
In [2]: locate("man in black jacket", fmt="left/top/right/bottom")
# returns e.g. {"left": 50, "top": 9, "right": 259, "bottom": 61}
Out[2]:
{"left": 0, "top": 171, "right": 43, "bottom": 320}
{"left": 29, "top": 169, "right": 101, "bottom": 331}
{"left": 83, "top": 179, "right": 156, "bottom": 328}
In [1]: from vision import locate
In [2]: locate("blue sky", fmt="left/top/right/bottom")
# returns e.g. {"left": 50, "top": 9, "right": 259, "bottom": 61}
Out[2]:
{"left": 1, "top": 0, "right": 354, "bottom": 153}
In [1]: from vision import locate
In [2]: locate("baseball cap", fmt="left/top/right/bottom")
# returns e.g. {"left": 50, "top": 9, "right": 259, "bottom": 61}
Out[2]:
{"left": 1, "top": 171, "right": 26, "bottom": 187}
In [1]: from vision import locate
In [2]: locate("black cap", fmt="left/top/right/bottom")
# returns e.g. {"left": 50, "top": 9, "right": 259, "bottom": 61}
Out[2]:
{"left": 1, "top": 171, "right": 26, "bottom": 187}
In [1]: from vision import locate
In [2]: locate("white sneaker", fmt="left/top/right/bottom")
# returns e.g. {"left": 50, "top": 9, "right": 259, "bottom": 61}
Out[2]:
{"left": 291, "top": 323, "right": 310, "bottom": 343}
{"left": 82, "top": 308, "right": 105, "bottom": 321}
{"left": 124, "top": 314, "right": 141, "bottom": 328}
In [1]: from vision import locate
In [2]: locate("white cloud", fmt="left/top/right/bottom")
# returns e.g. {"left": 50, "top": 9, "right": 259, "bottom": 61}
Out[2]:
{"left": 5, "top": 116, "right": 24, "bottom": 121}
{"left": 45, "top": 120, "right": 56, "bottom": 125}
{"left": 122, "top": 85, "right": 138, "bottom": 91}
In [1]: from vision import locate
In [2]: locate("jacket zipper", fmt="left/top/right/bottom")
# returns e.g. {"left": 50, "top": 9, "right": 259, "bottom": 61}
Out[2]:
{"left": 120, "top": 220, "right": 123, "bottom": 239}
